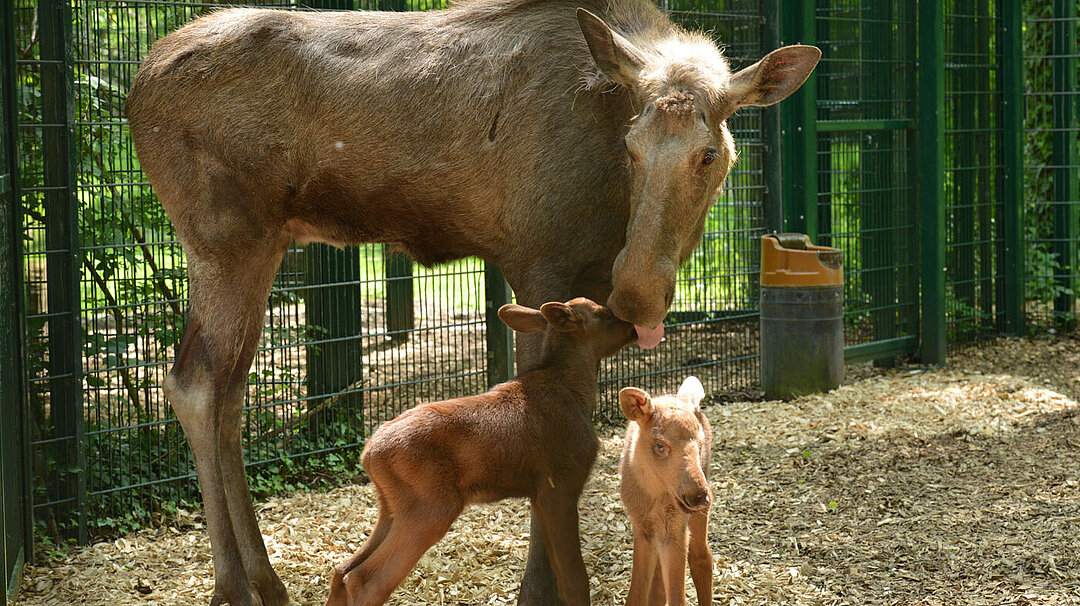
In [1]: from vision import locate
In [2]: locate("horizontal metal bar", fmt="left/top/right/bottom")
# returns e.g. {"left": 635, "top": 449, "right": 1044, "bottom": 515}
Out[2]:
{"left": 817, "top": 119, "right": 914, "bottom": 132}
{"left": 843, "top": 336, "right": 918, "bottom": 364}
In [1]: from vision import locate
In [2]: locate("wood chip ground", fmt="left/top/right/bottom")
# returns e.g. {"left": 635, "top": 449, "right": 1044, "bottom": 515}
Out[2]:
{"left": 12, "top": 337, "right": 1080, "bottom": 605}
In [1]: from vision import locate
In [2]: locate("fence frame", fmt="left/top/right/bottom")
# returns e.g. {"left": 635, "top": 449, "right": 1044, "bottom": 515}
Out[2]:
{"left": 0, "top": 0, "right": 1072, "bottom": 559}
{"left": 1, "top": 0, "right": 30, "bottom": 593}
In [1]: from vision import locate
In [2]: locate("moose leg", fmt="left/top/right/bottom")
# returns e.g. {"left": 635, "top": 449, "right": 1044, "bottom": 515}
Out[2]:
{"left": 531, "top": 494, "right": 590, "bottom": 606}
{"left": 509, "top": 270, "right": 613, "bottom": 606}
{"left": 625, "top": 529, "right": 658, "bottom": 606}
{"left": 687, "top": 511, "right": 713, "bottom": 606}
{"left": 658, "top": 530, "right": 690, "bottom": 606}
{"left": 344, "top": 500, "right": 462, "bottom": 606}
{"left": 326, "top": 505, "right": 394, "bottom": 606}
{"left": 165, "top": 237, "right": 290, "bottom": 606}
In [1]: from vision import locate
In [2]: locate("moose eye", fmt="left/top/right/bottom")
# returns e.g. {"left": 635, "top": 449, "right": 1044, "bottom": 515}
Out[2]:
{"left": 702, "top": 149, "right": 718, "bottom": 166}
{"left": 653, "top": 441, "right": 668, "bottom": 457}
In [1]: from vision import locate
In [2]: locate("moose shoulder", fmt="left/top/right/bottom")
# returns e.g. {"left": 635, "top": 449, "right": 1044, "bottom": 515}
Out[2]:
{"left": 126, "top": 0, "right": 818, "bottom": 604}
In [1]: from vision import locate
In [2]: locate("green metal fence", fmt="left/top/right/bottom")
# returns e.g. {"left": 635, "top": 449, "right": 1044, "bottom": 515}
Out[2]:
{"left": 2, "top": 0, "right": 1079, "bottom": 554}
{"left": 1025, "top": 0, "right": 1080, "bottom": 333}
{"left": 2, "top": 0, "right": 29, "bottom": 596}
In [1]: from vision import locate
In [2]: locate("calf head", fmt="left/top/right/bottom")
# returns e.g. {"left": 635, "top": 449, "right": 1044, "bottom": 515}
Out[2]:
{"left": 498, "top": 297, "right": 637, "bottom": 359}
{"left": 577, "top": 9, "right": 820, "bottom": 347}
{"left": 620, "top": 376, "right": 711, "bottom": 512}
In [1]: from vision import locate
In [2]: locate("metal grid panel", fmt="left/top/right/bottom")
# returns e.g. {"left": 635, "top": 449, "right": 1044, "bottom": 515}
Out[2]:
{"left": 1023, "top": 0, "right": 1079, "bottom": 333}
{"left": 812, "top": 0, "right": 919, "bottom": 355}
{"left": 599, "top": 0, "right": 767, "bottom": 414}
{"left": 943, "top": 0, "right": 1007, "bottom": 345}
{"left": 16, "top": 0, "right": 489, "bottom": 539}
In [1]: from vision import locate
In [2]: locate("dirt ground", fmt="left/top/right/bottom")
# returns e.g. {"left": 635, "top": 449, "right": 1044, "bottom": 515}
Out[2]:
{"left": 13, "top": 336, "right": 1080, "bottom": 606}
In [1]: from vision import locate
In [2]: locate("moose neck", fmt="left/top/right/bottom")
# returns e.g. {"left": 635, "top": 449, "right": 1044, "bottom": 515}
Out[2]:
{"left": 532, "top": 332, "right": 602, "bottom": 400}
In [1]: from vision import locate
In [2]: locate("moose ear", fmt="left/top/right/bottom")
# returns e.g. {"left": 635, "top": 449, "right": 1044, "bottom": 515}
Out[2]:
{"left": 619, "top": 387, "right": 654, "bottom": 423}
{"left": 677, "top": 376, "right": 705, "bottom": 408}
{"left": 726, "top": 45, "right": 821, "bottom": 109}
{"left": 539, "top": 301, "right": 583, "bottom": 332}
{"left": 498, "top": 304, "right": 548, "bottom": 334}
{"left": 577, "top": 8, "right": 646, "bottom": 89}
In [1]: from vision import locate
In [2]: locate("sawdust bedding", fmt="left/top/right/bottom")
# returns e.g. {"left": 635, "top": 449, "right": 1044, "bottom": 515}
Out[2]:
{"left": 13, "top": 336, "right": 1080, "bottom": 606}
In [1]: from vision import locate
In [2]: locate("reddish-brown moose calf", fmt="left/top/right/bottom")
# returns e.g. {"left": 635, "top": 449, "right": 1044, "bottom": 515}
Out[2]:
{"left": 619, "top": 377, "right": 714, "bottom": 605}
{"left": 324, "top": 298, "right": 636, "bottom": 606}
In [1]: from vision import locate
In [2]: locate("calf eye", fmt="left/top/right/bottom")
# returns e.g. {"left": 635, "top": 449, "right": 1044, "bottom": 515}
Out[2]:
{"left": 653, "top": 441, "right": 668, "bottom": 457}
{"left": 702, "top": 149, "right": 718, "bottom": 166}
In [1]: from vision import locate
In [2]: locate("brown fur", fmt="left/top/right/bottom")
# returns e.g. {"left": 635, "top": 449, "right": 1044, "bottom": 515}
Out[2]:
{"left": 125, "top": 0, "right": 817, "bottom": 602}
{"left": 323, "top": 298, "right": 636, "bottom": 606}
{"left": 619, "top": 378, "right": 714, "bottom": 605}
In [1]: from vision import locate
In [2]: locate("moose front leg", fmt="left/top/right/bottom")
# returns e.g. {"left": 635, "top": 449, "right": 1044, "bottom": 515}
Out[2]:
{"left": 510, "top": 270, "right": 613, "bottom": 606}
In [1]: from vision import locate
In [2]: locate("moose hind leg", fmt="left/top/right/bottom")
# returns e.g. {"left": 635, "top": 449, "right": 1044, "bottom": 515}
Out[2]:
{"left": 165, "top": 237, "right": 290, "bottom": 606}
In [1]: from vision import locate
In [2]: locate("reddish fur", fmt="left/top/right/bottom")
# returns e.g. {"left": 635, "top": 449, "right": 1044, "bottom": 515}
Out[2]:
{"left": 324, "top": 298, "right": 636, "bottom": 606}
{"left": 619, "top": 379, "right": 714, "bottom": 605}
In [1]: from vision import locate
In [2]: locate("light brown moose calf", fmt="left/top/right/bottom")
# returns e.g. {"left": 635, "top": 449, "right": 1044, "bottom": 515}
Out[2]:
{"left": 619, "top": 377, "right": 714, "bottom": 605}
{"left": 325, "top": 298, "right": 637, "bottom": 606}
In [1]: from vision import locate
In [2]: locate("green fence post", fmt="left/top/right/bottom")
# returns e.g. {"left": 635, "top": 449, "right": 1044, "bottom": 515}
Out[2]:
{"left": 762, "top": 0, "right": 783, "bottom": 234}
{"left": 780, "top": 0, "right": 818, "bottom": 238}
{"left": 1, "top": 0, "right": 29, "bottom": 588}
{"left": 1000, "top": 0, "right": 1025, "bottom": 335}
{"left": 1052, "top": 0, "right": 1077, "bottom": 329}
{"left": 304, "top": 244, "right": 364, "bottom": 429}
{"left": 385, "top": 246, "right": 414, "bottom": 341}
{"left": 39, "top": 0, "right": 86, "bottom": 543}
{"left": 484, "top": 263, "right": 512, "bottom": 387}
{"left": 918, "top": 0, "right": 947, "bottom": 364}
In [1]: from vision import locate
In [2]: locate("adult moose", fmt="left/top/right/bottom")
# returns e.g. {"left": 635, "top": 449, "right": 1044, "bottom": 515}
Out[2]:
{"left": 126, "top": 0, "right": 818, "bottom": 602}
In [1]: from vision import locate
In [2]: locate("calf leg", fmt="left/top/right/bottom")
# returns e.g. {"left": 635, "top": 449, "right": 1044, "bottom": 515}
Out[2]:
{"left": 532, "top": 492, "right": 590, "bottom": 606}
{"left": 687, "top": 512, "right": 713, "bottom": 606}
{"left": 658, "top": 529, "right": 690, "bottom": 606}
{"left": 326, "top": 508, "right": 394, "bottom": 606}
{"left": 626, "top": 528, "right": 658, "bottom": 606}
{"left": 165, "top": 236, "right": 290, "bottom": 606}
{"left": 344, "top": 499, "right": 463, "bottom": 606}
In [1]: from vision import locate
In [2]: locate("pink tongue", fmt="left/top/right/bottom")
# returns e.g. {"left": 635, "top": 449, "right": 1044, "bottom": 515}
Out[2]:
{"left": 635, "top": 324, "right": 665, "bottom": 349}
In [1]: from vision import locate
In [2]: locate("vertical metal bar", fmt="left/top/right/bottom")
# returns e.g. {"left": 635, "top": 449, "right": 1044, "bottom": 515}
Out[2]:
{"left": 385, "top": 247, "right": 414, "bottom": 340}
{"left": 780, "top": 0, "right": 818, "bottom": 238}
{"left": 304, "top": 244, "right": 364, "bottom": 429}
{"left": 1, "top": 0, "right": 29, "bottom": 586}
{"left": 1000, "top": 0, "right": 1025, "bottom": 335}
{"left": 1052, "top": 0, "right": 1077, "bottom": 328}
{"left": 918, "top": 0, "right": 947, "bottom": 364}
{"left": 484, "top": 263, "right": 512, "bottom": 387}
{"left": 39, "top": 0, "right": 86, "bottom": 543}
{"left": 761, "top": 0, "right": 782, "bottom": 234}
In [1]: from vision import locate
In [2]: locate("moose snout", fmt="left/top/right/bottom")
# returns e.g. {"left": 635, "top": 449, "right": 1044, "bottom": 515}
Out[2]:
{"left": 679, "top": 486, "right": 711, "bottom": 511}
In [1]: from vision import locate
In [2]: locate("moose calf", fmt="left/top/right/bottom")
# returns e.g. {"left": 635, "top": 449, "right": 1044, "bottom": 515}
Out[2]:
{"left": 325, "top": 297, "right": 637, "bottom": 606}
{"left": 619, "top": 377, "right": 714, "bottom": 606}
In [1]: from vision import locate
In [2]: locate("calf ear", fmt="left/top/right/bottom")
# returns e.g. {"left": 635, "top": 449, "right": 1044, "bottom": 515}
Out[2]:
{"left": 619, "top": 387, "right": 654, "bottom": 423}
{"left": 726, "top": 45, "right": 820, "bottom": 109}
{"left": 498, "top": 304, "right": 548, "bottom": 334}
{"left": 539, "top": 301, "right": 583, "bottom": 332}
{"left": 677, "top": 376, "right": 705, "bottom": 408}
{"left": 577, "top": 8, "right": 645, "bottom": 89}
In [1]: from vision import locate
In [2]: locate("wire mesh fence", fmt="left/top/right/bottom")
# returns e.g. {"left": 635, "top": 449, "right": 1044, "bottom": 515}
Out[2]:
{"left": 3, "top": 0, "right": 1080, "bottom": 546}
{"left": 811, "top": 0, "right": 920, "bottom": 360}
{"left": 942, "top": 0, "right": 1007, "bottom": 347}
{"left": 1024, "top": 0, "right": 1079, "bottom": 334}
